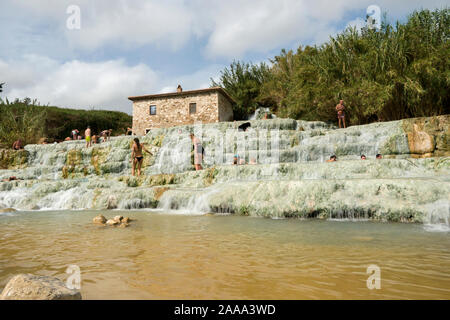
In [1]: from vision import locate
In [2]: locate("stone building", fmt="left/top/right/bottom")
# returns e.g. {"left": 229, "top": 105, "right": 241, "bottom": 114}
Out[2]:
{"left": 129, "top": 86, "right": 235, "bottom": 135}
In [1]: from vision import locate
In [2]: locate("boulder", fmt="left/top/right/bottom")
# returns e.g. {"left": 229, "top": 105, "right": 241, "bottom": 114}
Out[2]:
{"left": 106, "top": 219, "right": 119, "bottom": 226}
{"left": 92, "top": 214, "right": 107, "bottom": 224}
{"left": 0, "top": 274, "right": 82, "bottom": 300}
{"left": 121, "top": 217, "right": 131, "bottom": 224}
{"left": 113, "top": 215, "right": 123, "bottom": 223}
{"left": 0, "top": 208, "right": 16, "bottom": 213}
{"left": 407, "top": 124, "right": 435, "bottom": 154}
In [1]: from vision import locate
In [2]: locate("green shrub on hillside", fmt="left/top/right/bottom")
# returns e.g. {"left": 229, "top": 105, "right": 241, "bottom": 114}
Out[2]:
{"left": 214, "top": 8, "right": 450, "bottom": 124}
{"left": 0, "top": 98, "right": 132, "bottom": 147}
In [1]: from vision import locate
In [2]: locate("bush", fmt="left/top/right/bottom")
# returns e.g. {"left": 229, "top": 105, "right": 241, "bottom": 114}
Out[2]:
{"left": 214, "top": 8, "right": 450, "bottom": 124}
{"left": 0, "top": 98, "right": 132, "bottom": 147}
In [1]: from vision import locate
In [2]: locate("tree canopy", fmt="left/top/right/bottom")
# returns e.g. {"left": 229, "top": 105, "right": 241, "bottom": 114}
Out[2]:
{"left": 213, "top": 8, "right": 449, "bottom": 124}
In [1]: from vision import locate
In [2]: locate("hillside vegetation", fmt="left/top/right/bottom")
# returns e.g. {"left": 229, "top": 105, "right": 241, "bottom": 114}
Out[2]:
{"left": 213, "top": 8, "right": 449, "bottom": 123}
{"left": 0, "top": 98, "right": 132, "bottom": 147}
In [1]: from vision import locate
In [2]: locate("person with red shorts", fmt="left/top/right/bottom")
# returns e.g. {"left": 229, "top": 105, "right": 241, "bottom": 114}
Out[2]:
{"left": 335, "top": 100, "right": 346, "bottom": 128}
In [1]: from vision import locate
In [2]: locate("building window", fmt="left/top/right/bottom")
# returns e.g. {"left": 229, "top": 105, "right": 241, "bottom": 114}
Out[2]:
{"left": 149, "top": 105, "right": 156, "bottom": 115}
{"left": 189, "top": 103, "right": 196, "bottom": 114}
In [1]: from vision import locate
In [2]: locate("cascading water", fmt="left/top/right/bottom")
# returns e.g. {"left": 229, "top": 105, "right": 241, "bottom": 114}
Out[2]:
{"left": 0, "top": 117, "right": 448, "bottom": 229}
{"left": 423, "top": 200, "right": 450, "bottom": 232}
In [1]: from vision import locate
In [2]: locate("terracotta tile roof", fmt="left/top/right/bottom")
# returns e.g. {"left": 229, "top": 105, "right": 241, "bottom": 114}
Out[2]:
{"left": 128, "top": 87, "right": 235, "bottom": 104}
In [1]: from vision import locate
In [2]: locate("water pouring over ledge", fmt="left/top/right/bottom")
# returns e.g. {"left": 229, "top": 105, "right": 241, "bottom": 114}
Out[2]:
{"left": 0, "top": 116, "right": 448, "bottom": 229}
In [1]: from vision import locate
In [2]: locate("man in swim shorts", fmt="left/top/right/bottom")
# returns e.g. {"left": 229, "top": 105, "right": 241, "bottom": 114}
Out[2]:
{"left": 335, "top": 100, "right": 346, "bottom": 128}
{"left": 85, "top": 126, "right": 92, "bottom": 148}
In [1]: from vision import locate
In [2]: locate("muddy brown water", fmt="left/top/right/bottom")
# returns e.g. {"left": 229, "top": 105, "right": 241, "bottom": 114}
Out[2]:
{"left": 0, "top": 210, "right": 449, "bottom": 299}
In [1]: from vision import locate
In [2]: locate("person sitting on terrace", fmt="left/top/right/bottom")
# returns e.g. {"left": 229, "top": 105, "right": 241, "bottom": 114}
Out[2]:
{"left": 71, "top": 129, "right": 79, "bottom": 140}
{"left": 326, "top": 155, "right": 337, "bottom": 162}
{"left": 1, "top": 176, "right": 22, "bottom": 182}
{"left": 100, "top": 129, "right": 112, "bottom": 142}
{"left": 12, "top": 140, "right": 23, "bottom": 150}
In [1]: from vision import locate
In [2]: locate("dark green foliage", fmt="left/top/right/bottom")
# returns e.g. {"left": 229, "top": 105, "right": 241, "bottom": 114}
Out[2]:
{"left": 211, "top": 60, "right": 275, "bottom": 120}
{"left": 0, "top": 98, "right": 47, "bottom": 147}
{"left": 0, "top": 98, "right": 132, "bottom": 147}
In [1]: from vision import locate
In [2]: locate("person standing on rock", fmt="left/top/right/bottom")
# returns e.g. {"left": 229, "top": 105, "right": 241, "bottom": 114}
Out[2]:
{"left": 190, "top": 133, "right": 203, "bottom": 171}
{"left": 335, "top": 100, "right": 346, "bottom": 128}
{"left": 85, "top": 126, "right": 92, "bottom": 148}
{"left": 131, "top": 138, "right": 152, "bottom": 176}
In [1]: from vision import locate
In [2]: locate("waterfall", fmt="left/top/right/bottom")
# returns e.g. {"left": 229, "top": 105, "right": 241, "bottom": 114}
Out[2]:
{"left": 0, "top": 117, "right": 448, "bottom": 227}
{"left": 156, "top": 186, "right": 223, "bottom": 215}
{"left": 423, "top": 200, "right": 450, "bottom": 232}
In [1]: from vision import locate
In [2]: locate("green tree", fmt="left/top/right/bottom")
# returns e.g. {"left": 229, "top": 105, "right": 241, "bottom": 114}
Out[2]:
{"left": 211, "top": 60, "right": 274, "bottom": 120}
{"left": 218, "top": 8, "right": 449, "bottom": 124}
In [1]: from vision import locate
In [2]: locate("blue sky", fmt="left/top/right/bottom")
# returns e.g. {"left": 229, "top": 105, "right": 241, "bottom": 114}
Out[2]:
{"left": 0, "top": 0, "right": 448, "bottom": 114}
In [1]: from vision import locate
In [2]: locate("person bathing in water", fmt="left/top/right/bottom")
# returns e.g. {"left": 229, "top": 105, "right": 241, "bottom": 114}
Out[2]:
{"left": 131, "top": 138, "right": 152, "bottom": 176}
{"left": 326, "top": 155, "right": 337, "bottom": 162}
{"left": 335, "top": 100, "right": 346, "bottom": 128}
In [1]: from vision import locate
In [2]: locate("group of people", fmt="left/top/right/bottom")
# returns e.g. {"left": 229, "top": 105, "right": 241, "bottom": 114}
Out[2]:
{"left": 65, "top": 127, "right": 113, "bottom": 147}
{"left": 326, "top": 154, "right": 383, "bottom": 162}
{"left": 128, "top": 134, "right": 203, "bottom": 176}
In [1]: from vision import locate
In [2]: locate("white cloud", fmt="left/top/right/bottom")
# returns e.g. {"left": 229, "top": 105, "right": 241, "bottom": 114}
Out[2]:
{"left": 1, "top": 56, "right": 159, "bottom": 113}
{"left": 0, "top": 55, "right": 225, "bottom": 113}
{"left": 346, "top": 17, "right": 367, "bottom": 31}
{"left": 3, "top": 0, "right": 449, "bottom": 58}
{"left": 1, "top": 0, "right": 448, "bottom": 112}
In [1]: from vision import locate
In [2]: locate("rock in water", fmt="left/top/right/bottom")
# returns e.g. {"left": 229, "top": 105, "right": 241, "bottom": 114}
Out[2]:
{"left": 0, "top": 274, "right": 82, "bottom": 300}
{"left": 0, "top": 208, "right": 16, "bottom": 213}
{"left": 93, "top": 214, "right": 107, "bottom": 224}
{"left": 113, "top": 215, "right": 123, "bottom": 223}
{"left": 106, "top": 219, "right": 119, "bottom": 226}
{"left": 121, "top": 217, "right": 131, "bottom": 224}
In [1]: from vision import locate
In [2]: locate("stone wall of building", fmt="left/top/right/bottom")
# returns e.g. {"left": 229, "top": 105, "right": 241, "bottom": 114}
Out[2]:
{"left": 132, "top": 90, "right": 235, "bottom": 135}
{"left": 132, "top": 91, "right": 221, "bottom": 135}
